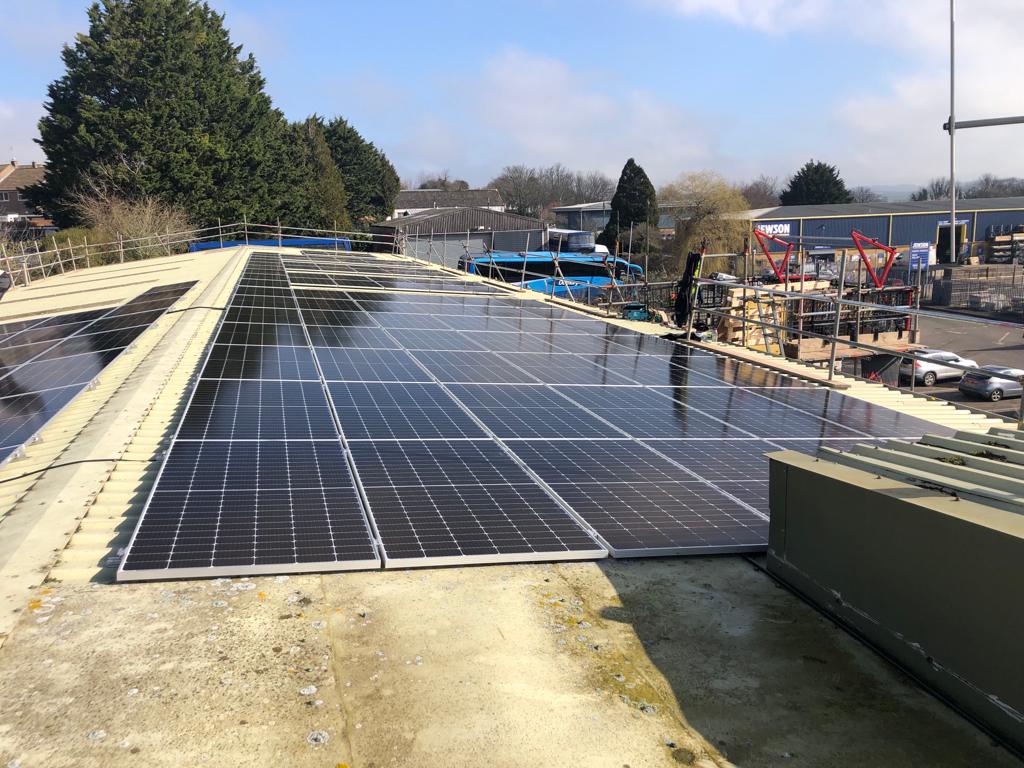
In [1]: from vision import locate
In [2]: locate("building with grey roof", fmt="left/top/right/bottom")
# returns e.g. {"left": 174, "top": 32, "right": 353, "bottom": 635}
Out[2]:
{"left": 391, "top": 188, "right": 505, "bottom": 219}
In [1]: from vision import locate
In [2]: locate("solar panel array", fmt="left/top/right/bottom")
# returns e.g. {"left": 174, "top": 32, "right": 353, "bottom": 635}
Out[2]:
{"left": 120, "top": 250, "right": 945, "bottom": 579}
{"left": 0, "top": 283, "right": 196, "bottom": 464}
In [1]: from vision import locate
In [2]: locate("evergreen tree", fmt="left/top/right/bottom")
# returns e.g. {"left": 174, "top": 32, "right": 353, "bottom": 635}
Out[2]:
{"left": 597, "top": 158, "right": 658, "bottom": 249}
{"left": 288, "top": 116, "right": 351, "bottom": 231}
{"left": 323, "top": 117, "right": 399, "bottom": 226}
{"left": 33, "top": 0, "right": 298, "bottom": 227}
{"left": 780, "top": 160, "right": 854, "bottom": 205}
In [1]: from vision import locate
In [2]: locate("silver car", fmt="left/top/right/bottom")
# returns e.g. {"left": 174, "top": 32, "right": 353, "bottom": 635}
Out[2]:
{"left": 899, "top": 349, "right": 979, "bottom": 386}
{"left": 958, "top": 366, "right": 1024, "bottom": 402}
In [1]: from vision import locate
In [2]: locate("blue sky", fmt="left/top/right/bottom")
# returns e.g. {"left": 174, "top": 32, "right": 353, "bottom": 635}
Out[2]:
{"left": 2, "top": 0, "right": 1022, "bottom": 190}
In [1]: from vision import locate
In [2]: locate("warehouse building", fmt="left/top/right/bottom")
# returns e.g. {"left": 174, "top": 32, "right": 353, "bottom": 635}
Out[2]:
{"left": 370, "top": 206, "right": 545, "bottom": 267}
{"left": 749, "top": 197, "right": 1024, "bottom": 263}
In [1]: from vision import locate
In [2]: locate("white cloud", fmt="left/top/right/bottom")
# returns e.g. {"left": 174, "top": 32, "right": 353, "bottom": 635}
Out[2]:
{"left": 643, "top": 0, "right": 828, "bottom": 32}
{"left": 460, "top": 48, "right": 716, "bottom": 184}
{"left": 649, "top": 0, "right": 1024, "bottom": 184}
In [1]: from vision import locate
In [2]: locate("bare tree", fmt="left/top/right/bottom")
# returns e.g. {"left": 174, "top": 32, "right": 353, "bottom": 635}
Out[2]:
{"left": 910, "top": 177, "right": 955, "bottom": 201}
{"left": 739, "top": 174, "right": 779, "bottom": 208}
{"left": 488, "top": 164, "right": 614, "bottom": 217}
{"left": 69, "top": 164, "right": 192, "bottom": 262}
{"left": 850, "top": 186, "right": 884, "bottom": 203}
{"left": 963, "top": 174, "right": 1024, "bottom": 199}
{"left": 659, "top": 171, "right": 749, "bottom": 270}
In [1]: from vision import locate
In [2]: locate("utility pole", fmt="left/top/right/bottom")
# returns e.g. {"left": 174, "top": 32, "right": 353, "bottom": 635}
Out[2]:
{"left": 943, "top": 0, "right": 1024, "bottom": 264}
{"left": 949, "top": 0, "right": 956, "bottom": 264}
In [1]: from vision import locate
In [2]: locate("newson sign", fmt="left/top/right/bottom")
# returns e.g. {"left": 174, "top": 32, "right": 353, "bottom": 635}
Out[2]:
{"left": 754, "top": 222, "right": 792, "bottom": 237}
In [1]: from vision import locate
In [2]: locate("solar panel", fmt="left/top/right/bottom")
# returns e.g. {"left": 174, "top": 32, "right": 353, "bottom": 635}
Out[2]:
{"left": 553, "top": 385, "right": 753, "bottom": 439}
{"left": 384, "top": 328, "right": 486, "bottom": 351}
{"left": 119, "top": 257, "right": 380, "bottom": 581}
{"left": 411, "top": 350, "right": 541, "bottom": 384}
{"left": 348, "top": 439, "right": 605, "bottom": 566}
{"left": 506, "top": 440, "right": 767, "bottom": 555}
{"left": 123, "top": 249, "right": 944, "bottom": 578}
{"left": 314, "top": 347, "right": 432, "bottom": 382}
{"left": 446, "top": 383, "right": 624, "bottom": 439}
{"left": 0, "top": 282, "right": 196, "bottom": 465}
{"left": 328, "top": 382, "right": 488, "bottom": 440}
{"left": 177, "top": 380, "right": 339, "bottom": 440}
{"left": 495, "top": 352, "right": 638, "bottom": 386}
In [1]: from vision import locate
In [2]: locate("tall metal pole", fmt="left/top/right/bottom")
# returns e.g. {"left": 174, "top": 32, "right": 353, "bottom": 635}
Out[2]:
{"left": 828, "top": 255, "right": 849, "bottom": 381}
{"left": 949, "top": 0, "right": 957, "bottom": 264}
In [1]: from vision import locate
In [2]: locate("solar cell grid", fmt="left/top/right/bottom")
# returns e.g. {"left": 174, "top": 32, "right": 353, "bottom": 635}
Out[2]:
{"left": 438, "top": 315, "right": 521, "bottom": 332}
{"left": 214, "top": 322, "right": 308, "bottom": 346}
{"left": 411, "top": 350, "right": 541, "bottom": 384}
{"left": 178, "top": 379, "right": 338, "bottom": 440}
{"left": 549, "top": 481, "right": 767, "bottom": 555}
{"left": 1, "top": 350, "right": 124, "bottom": 393}
{"left": 497, "top": 352, "right": 638, "bottom": 386}
{"left": 0, "top": 281, "right": 195, "bottom": 465}
{"left": 201, "top": 343, "right": 320, "bottom": 380}
{"left": 347, "top": 439, "right": 604, "bottom": 565}
{"left": 371, "top": 313, "right": 455, "bottom": 330}
{"left": 554, "top": 386, "right": 753, "bottom": 439}
{"left": 305, "top": 325, "right": 399, "bottom": 349}
{"left": 299, "top": 309, "right": 378, "bottom": 327}
{"left": 445, "top": 383, "right": 624, "bottom": 440}
{"left": 223, "top": 306, "right": 300, "bottom": 324}
{"left": 328, "top": 381, "right": 487, "bottom": 440}
{"left": 314, "top": 346, "right": 431, "bottom": 382}
{"left": 384, "top": 328, "right": 485, "bottom": 351}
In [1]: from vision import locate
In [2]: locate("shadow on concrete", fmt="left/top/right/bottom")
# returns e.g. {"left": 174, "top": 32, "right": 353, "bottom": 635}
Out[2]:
{"left": 595, "top": 555, "right": 1017, "bottom": 768}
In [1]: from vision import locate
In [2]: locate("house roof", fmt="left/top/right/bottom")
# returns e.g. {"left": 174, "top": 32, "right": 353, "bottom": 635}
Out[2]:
{"left": 0, "top": 164, "right": 45, "bottom": 192}
{"left": 372, "top": 206, "right": 543, "bottom": 233}
{"left": 394, "top": 188, "right": 504, "bottom": 211}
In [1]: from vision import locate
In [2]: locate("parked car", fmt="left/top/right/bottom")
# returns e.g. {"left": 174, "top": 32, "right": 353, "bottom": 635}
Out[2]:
{"left": 957, "top": 366, "right": 1024, "bottom": 402}
{"left": 899, "top": 349, "right": 979, "bottom": 386}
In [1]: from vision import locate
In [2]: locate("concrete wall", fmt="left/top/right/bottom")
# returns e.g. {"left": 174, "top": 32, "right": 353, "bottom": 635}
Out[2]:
{"left": 766, "top": 452, "right": 1024, "bottom": 756}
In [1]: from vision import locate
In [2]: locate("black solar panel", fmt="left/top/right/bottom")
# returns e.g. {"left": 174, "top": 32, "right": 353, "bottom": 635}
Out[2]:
{"left": 446, "top": 383, "right": 624, "bottom": 439}
{"left": 348, "top": 439, "right": 604, "bottom": 565}
{"left": 201, "top": 344, "right": 320, "bottom": 380}
{"left": 178, "top": 380, "right": 338, "bottom": 440}
{"left": 328, "top": 382, "right": 487, "bottom": 440}
{"left": 411, "top": 350, "right": 541, "bottom": 384}
{"left": 123, "top": 249, "right": 939, "bottom": 578}
{"left": 315, "top": 347, "right": 431, "bottom": 382}
{"left": 0, "top": 282, "right": 195, "bottom": 465}
{"left": 506, "top": 439, "right": 767, "bottom": 555}
{"left": 119, "top": 256, "right": 379, "bottom": 580}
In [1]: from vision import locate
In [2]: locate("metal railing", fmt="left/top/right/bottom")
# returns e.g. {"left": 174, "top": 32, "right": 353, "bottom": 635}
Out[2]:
{"left": 690, "top": 268, "right": 1024, "bottom": 427}
{"left": 0, "top": 221, "right": 399, "bottom": 287}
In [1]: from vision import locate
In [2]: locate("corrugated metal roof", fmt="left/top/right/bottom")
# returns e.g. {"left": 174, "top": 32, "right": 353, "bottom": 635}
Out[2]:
{"left": 819, "top": 426, "right": 1024, "bottom": 514}
{"left": 752, "top": 197, "right": 1024, "bottom": 220}
{"left": 371, "top": 206, "right": 544, "bottom": 233}
{"left": 395, "top": 188, "right": 504, "bottom": 210}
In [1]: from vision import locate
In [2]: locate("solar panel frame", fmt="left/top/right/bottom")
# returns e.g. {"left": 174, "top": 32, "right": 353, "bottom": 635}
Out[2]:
{"left": 118, "top": 255, "right": 382, "bottom": 581}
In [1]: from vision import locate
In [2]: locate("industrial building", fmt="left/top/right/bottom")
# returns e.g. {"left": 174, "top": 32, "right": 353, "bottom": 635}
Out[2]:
{"left": 750, "top": 197, "right": 1024, "bottom": 263}
{"left": 554, "top": 196, "right": 1024, "bottom": 264}
{"left": 371, "top": 206, "right": 545, "bottom": 266}
{"left": 552, "top": 200, "right": 681, "bottom": 233}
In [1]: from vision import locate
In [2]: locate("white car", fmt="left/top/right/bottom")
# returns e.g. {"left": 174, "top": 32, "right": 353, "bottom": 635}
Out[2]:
{"left": 899, "top": 349, "right": 979, "bottom": 386}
